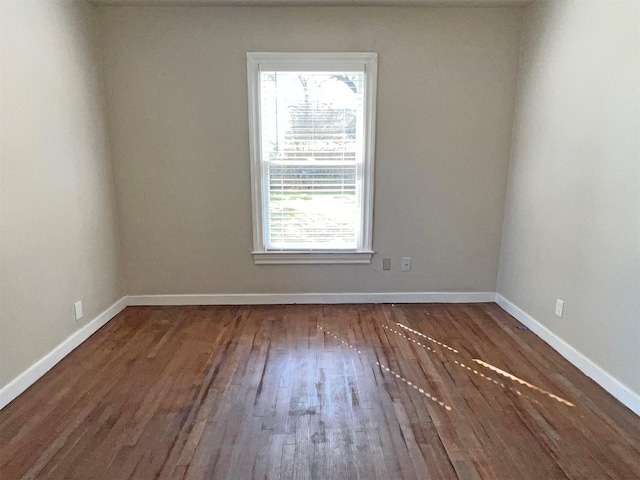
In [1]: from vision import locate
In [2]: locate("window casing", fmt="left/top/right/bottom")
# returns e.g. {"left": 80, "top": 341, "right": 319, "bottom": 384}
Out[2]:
{"left": 247, "top": 52, "right": 377, "bottom": 264}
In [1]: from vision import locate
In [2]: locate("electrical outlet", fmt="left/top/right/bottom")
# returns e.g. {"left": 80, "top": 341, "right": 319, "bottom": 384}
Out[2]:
{"left": 401, "top": 257, "right": 411, "bottom": 272}
{"left": 382, "top": 258, "right": 391, "bottom": 270}
{"left": 555, "top": 299, "right": 564, "bottom": 318}
{"left": 74, "top": 301, "right": 84, "bottom": 321}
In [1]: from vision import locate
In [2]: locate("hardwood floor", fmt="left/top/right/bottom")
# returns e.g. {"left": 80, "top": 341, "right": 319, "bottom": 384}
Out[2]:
{"left": 1, "top": 303, "right": 639, "bottom": 479}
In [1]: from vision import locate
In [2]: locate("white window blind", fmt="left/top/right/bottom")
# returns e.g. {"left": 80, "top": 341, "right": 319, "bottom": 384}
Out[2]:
{"left": 260, "top": 71, "right": 364, "bottom": 250}
{"left": 247, "top": 53, "right": 377, "bottom": 264}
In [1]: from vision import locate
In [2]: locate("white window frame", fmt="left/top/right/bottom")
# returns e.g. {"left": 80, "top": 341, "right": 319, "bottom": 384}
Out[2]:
{"left": 247, "top": 52, "right": 377, "bottom": 265}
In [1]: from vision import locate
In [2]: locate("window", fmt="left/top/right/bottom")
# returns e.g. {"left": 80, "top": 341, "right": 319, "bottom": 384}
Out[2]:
{"left": 247, "top": 52, "right": 377, "bottom": 264}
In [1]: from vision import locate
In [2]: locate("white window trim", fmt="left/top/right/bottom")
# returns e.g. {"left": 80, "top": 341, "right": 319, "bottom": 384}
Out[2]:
{"left": 247, "top": 52, "right": 377, "bottom": 265}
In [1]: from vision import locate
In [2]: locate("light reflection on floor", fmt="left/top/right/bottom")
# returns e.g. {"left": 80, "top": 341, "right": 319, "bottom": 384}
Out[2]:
{"left": 317, "top": 325, "right": 454, "bottom": 411}
{"left": 395, "top": 322, "right": 459, "bottom": 353}
{"left": 472, "top": 358, "right": 575, "bottom": 407}
{"left": 316, "top": 312, "right": 576, "bottom": 412}
{"left": 383, "top": 322, "right": 546, "bottom": 407}
{"left": 393, "top": 320, "right": 575, "bottom": 408}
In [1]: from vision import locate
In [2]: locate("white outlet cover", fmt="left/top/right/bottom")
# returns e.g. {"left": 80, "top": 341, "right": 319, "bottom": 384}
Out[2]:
{"left": 401, "top": 257, "right": 411, "bottom": 272}
{"left": 555, "top": 299, "right": 564, "bottom": 318}
{"left": 74, "top": 301, "right": 84, "bottom": 321}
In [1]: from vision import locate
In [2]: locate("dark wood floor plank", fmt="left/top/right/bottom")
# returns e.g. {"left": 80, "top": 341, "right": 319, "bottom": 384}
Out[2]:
{"left": 1, "top": 303, "right": 639, "bottom": 480}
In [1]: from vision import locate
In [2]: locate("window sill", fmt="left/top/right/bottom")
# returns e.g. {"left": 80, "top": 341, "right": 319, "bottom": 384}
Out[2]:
{"left": 252, "top": 251, "right": 374, "bottom": 265}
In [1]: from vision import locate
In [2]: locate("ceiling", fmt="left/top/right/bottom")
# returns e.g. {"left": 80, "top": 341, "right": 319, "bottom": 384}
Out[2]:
{"left": 89, "top": 0, "right": 533, "bottom": 7}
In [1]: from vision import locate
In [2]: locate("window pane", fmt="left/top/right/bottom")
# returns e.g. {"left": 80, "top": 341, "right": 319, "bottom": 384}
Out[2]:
{"left": 259, "top": 71, "right": 365, "bottom": 249}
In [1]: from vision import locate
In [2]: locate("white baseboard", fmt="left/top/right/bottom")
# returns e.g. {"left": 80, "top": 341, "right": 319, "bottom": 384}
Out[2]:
{"left": 126, "top": 291, "right": 497, "bottom": 306}
{"left": 0, "top": 296, "right": 127, "bottom": 410}
{"left": 495, "top": 294, "right": 640, "bottom": 416}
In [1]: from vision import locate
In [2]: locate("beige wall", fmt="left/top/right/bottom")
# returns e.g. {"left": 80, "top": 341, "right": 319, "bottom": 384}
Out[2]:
{"left": 97, "top": 6, "right": 522, "bottom": 295}
{"left": 498, "top": 0, "right": 640, "bottom": 394}
{"left": 0, "top": 1, "right": 123, "bottom": 388}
